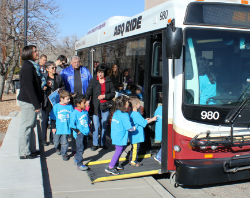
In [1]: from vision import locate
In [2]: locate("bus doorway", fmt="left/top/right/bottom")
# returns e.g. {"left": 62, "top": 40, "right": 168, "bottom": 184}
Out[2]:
{"left": 86, "top": 35, "right": 163, "bottom": 183}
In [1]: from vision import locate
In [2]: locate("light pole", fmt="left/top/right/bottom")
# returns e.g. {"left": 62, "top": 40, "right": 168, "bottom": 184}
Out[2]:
{"left": 24, "top": 0, "right": 28, "bottom": 46}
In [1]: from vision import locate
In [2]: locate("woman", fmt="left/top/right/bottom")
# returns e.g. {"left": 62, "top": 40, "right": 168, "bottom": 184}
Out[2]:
{"left": 17, "top": 45, "right": 43, "bottom": 159}
{"left": 86, "top": 64, "right": 115, "bottom": 151}
{"left": 110, "top": 64, "right": 121, "bottom": 90}
{"left": 41, "top": 61, "right": 64, "bottom": 146}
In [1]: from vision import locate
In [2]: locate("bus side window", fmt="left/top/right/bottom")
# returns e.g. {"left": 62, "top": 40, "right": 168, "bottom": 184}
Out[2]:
{"left": 150, "top": 85, "right": 162, "bottom": 117}
{"left": 152, "top": 42, "right": 162, "bottom": 77}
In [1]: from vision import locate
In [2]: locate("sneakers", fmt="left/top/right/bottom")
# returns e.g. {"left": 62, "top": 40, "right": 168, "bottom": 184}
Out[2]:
{"left": 62, "top": 155, "right": 70, "bottom": 161}
{"left": 19, "top": 154, "right": 37, "bottom": 159}
{"left": 153, "top": 156, "right": 161, "bottom": 164}
{"left": 100, "top": 145, "right": 108, "bottom": 150}
{"left": 31, "top": 150, "right": 40, "bottom": 156}
{"left": 129, "top": 161, "right": 143, "bottom": 167}
{"left": 116, "top": 164, "right": 124, "bottom": 170}
{"left": 91, "top": 146, "right": 98, "bottom": 151}
{"left": 105, "top": 167, "right": 120, "bottom": 175}
{"left": 78, "top": 164, "right": 89, "bottom": 171}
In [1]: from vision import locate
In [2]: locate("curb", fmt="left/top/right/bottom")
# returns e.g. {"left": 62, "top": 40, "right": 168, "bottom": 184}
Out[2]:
{"left": 144, "top": 176, "right": 174, "bottom": 198}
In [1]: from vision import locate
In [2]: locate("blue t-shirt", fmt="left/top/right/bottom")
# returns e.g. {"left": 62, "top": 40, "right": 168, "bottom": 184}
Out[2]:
{"left": 129, "top": 111, "right": 147, "bottom": 144}
{"left": 50, "top": 103, "right": 73, "bottom": 135}
{"left": 199, "top": 75, "right": 216, "bottom": 105}
{"left": 154, "top": 105, "right": 162, "bottom": 142}
{"left": 70, "top": 109, "right": 90, "bottom": 138}
{"left": 111, "top": 110, "right": 133, "bottom": 146}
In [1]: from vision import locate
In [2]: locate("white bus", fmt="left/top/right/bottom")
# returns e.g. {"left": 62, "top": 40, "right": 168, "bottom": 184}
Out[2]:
{"left": 76, "top": 0, "right": 250, "bottom": 186}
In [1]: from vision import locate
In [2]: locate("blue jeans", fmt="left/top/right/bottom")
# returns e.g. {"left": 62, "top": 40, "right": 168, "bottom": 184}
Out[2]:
{"left": 54, "top": 134, "right": 68, "bottom": 156}
{"left": 92, "top": 110, "right": 109, "bottom": 146}
{"left": 75, "top": 133, "right": 84, "bottom": 166}
{"left": 156, "top": 148, "right": 162, "bottom": 161}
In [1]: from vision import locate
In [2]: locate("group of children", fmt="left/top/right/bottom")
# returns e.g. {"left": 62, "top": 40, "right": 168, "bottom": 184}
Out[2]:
{"left": 50, "top": 90, "right": 90, "bottom": 171}
{"left": 49, "top": 89, "right": 162, "bottom": 174}
{"left": 105, "top": 95, "right": 162, "bottom": 175}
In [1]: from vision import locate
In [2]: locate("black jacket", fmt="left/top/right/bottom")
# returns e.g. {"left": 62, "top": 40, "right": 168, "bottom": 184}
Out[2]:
{"left": 42, "top": 73, "right": 65, "bottom": 110}
{"left": 17, "top": 60, "right": 43, "bottom": 109}
{"left": 110, "top": 73, "right": 122, "bottom": 89}
{"left": 86, "top": 76, "right": 115, "bottom": 115}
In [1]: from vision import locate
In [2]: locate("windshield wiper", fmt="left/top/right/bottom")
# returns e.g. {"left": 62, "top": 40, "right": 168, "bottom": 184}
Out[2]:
{"left": 225, "top": 80, "right": 250, "bottom": 125}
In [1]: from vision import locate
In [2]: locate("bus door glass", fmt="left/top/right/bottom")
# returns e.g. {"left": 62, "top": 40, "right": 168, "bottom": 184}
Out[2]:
{"left": 148, "top": 41, "right": 163, "bottom": 149}
{"left": 150, "top": 41, "right": 162, "bottom": 117}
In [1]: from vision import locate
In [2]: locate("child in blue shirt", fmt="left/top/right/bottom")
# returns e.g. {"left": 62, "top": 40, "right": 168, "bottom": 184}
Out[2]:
{"left": 105, "top": 96, "right": 136, "bottom": 175}
{"left": 153, "top": 93, "right": 163, "bottom": 164}
{"left": 50, "top": 90, "right": 73, "bottom": 161}
{"left": 70, "top": 94, "right": 90, "bottom": 171}
{"left": 129, "top": 97, "right": 156, "bottom": 167}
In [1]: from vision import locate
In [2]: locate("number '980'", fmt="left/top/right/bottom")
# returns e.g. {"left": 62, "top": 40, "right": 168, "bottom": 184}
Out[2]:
{"left": 201, "top": 111, "right": 220, "bottom": 120}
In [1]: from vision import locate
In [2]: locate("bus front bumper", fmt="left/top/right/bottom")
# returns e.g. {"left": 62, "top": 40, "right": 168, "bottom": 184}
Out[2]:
{"left": 175, "top": 155, "right": 250, "bottom": 186}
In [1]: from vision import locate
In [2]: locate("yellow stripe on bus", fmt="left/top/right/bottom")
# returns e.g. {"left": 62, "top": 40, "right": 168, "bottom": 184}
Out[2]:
{"left": 93, "top": 170, "right": 160, "bottom": 183}
{"left": 87, "top": 154, "right": 152, "bottom": 166}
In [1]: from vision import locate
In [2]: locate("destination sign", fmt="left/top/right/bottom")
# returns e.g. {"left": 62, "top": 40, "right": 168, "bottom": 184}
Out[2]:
{"left": 184, "top": 2, "right": 250, "bottom": 29}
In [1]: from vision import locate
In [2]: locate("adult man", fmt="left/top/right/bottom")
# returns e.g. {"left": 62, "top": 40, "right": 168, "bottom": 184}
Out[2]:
{"left": 39, "top": 54, "right": 47, "bottom": 74}
{"left": 55, "top": 55, "right": 67, "bottom": 75}
{"left": 61, "top": 56, "right": 92, "bottom": 95}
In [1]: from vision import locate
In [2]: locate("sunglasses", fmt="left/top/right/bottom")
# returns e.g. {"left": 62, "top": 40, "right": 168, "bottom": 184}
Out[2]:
{"left": 50, "top": 67, "right": 56, "bottom": 70}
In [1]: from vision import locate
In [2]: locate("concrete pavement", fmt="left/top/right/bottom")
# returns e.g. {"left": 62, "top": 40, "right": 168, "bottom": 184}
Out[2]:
{"left": 0, "top": 113, "right": 173, "bottom": 198}
{"left": 0, "top": 114, "right": 44, "bottom": 198}
{"left": 43, "top": 143, "right": 172, "bottom": 198}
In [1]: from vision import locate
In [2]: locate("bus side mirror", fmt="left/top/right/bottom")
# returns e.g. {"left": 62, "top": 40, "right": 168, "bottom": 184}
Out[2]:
{"left": 165, "top": 20, "right": 183, "bottom": 59}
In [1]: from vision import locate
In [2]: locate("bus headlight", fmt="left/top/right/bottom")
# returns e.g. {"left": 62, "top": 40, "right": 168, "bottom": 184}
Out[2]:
{"left": 211, "top": 145, "right": 218, "bottom": 150}
{"left": 174, "top": 145, "right": 181, "bottom": 152}
{"left": 200, "top": 146, "right": 207, "bottom": 150}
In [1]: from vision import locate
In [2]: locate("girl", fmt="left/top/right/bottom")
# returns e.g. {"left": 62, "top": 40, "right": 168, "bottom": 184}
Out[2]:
{"left": 105, "top": 96, "right": 135, "bottom": 175}
{"left": 110, "top": 64, "right": 121, "bottom": 90}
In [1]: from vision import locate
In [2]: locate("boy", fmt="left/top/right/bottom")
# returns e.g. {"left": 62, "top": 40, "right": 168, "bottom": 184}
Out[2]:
{"left": 153, "top": 92, "right": 163, "bottom": 164}
{"left": 70, "top": 94, "right": 90, "bottom": 171}
{"left": 50, "top": 90, "right": 73, "bottom": 161}
{"left": 135, "top": 85, "right": 143, "bottom": 101}
{"left": 129, "top": 97, "right": 156, "bottom": 167}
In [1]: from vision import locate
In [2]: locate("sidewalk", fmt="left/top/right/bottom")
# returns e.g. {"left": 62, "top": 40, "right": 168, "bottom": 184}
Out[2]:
{"left": 44, "top": 142, "right": 173, "bottom": 198}
{"left": 0, "top": 114, "right": 44, "bottom": 198}
{"left": 0, "top": 114, "right": 173, "bottom": 198}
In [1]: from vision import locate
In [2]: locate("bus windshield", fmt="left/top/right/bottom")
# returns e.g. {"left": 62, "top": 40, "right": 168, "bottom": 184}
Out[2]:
{"left": 184, "top": 28, "right": 250, "bottom": 106}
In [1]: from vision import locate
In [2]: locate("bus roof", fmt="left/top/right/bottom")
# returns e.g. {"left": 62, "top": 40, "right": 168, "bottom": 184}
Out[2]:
{"left": 75, "top": 0, "right": 246, "bottom": 51}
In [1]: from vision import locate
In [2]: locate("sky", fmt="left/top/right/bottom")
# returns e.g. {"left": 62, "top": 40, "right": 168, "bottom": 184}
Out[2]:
{"left": 55, "top": 0, "right": 145, "bottom": 40}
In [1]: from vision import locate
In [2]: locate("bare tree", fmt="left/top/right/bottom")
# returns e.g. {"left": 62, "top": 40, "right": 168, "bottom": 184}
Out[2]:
{"left": 4, "top": 45, "right": 20, "bottom": 94}
{"left": 0, "top": 0, "right": 59, "bottom": 99}
{"left": 40, "top": 35, "right": 78, "bottom": 62}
